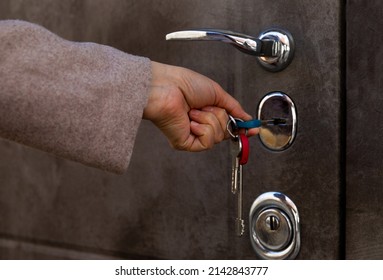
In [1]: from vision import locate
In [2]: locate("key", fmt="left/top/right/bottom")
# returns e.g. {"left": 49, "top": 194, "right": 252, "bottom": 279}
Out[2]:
{"left": 227, "top": 115, "right": 248, "bottom": 236}
{"left": 236, "top": 164, "right": 245, "bottom": 236}
{"left": 236, "top": 133, "right": 249, "bottom": 236}
{"left": 230, "top": 135, "right": 242, "bottom": 194}
{"left": 235, "top": 117, "right": 288, "bottom": 129}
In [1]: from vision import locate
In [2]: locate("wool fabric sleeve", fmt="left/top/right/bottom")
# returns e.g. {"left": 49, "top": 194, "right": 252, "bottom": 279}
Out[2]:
{"left": 0, "top": 20, "right": 151, "bottom": 174}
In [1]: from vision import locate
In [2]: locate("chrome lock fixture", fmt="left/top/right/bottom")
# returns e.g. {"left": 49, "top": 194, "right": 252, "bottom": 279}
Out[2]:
{"left": 249, "top": 192, "right": 300, "bottom": 259}
{"left": 166, "top": 28, "right": 295, "bottom": 72}
{"left": 258, "top": 92, "right": 297, "bottom": 151}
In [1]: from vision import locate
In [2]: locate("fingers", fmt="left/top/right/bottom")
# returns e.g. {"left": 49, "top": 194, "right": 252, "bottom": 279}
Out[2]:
{"left": 247, "top": 127, "right": 259, "bottom": 137}
{"left": 210, "top": 82, "right": 253, "bottom": 121}
{"left": 187, "top": 107, "right": 259, "bottom": 152}
{"left": 200, "top": 106, "right": 259, "bottom": 138}
{"left": 147, "top": 63, "right": 259, "bottom": 152}
{"left": 189, "top": 109, "right": 226, "bottom": 144}
{"left": 188, "top": 121, "right": 215, "bottom": 151}
{"left": 177, "top": 66, "right": 252, "bottom": 121}
{"left": 201, "top": 106, "right": 231, "bottom": 139}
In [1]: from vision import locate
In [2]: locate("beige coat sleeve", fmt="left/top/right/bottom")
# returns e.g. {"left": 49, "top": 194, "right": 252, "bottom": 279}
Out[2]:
{"left": 0, "top": 20, "right": 151, "bottom": 174}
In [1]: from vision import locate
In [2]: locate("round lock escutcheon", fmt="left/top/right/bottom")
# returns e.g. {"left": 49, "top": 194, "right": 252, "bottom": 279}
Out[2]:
{"left": 257, "top": 28, "right": 295, "bottom": 72}
{"left": 250, "top": 192, "right": 300, "bottom": 260}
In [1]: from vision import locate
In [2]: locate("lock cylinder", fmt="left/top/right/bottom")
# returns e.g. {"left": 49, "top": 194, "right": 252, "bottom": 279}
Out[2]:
{"left": 249, "top": 192, "right": 300, "bottom": 259}
{"left": 254, "top": 208, "right": 293, "bottom": 251}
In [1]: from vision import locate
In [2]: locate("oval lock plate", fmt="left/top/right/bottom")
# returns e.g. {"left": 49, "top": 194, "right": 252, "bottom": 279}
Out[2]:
{"left": 257, "top": 92, "right": 297, "bottom": 151}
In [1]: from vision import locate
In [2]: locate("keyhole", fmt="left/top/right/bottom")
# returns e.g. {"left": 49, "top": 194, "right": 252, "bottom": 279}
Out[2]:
{"left": 266, "top": 215, "right": 280, "bottom": 231}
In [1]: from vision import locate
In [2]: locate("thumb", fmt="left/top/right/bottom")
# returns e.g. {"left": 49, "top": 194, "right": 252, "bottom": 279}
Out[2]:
{"left": 211, "top": 83, "right": 252, "bottom": 121}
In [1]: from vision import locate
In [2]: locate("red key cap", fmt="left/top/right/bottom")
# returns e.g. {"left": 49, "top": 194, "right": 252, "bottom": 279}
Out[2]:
{"left": 239, "top": 133, "right": 249, "bottom": 165}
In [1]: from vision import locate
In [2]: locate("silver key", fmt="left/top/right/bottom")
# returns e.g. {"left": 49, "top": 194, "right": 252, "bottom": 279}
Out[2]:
{"left": 230, "top": 136, "right": 242, "bottom": 194}
{"left": 236, "top": 164, "right": 245, "bottom": 236}
{"left": 227, "top": 115, "right": 245, "bottom": 236}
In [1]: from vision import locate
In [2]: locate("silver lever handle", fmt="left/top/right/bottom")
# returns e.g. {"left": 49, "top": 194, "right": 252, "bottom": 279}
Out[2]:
{"left": 166, "top": 28, "right": 295, "bottom": 72}
{"left": 166, "top": 29, "right": 276, "bottom": 57}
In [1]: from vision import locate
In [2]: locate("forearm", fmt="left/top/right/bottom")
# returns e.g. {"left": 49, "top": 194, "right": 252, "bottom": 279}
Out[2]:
{"left": 0, "top": 20, "right": 151, "bottom": 173}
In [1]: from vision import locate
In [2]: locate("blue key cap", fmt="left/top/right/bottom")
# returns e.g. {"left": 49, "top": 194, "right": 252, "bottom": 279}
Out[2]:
{"left": 236, "top": 119, "right": 262, "bottom": 129}
{"left": 236, "top": 118, "right": 288, "bottom": 129}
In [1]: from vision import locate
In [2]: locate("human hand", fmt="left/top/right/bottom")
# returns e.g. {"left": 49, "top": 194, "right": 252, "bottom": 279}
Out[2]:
{"left": 143, "top": 61, "right": 258, "bottom": 151}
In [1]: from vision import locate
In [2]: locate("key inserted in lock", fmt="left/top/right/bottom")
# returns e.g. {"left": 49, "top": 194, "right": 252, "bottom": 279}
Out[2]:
{"left": 257, "top": 92, "right": 297, "bottom": 151}
{"left": 235, "top": 117, "right": 288, "bottom": 129}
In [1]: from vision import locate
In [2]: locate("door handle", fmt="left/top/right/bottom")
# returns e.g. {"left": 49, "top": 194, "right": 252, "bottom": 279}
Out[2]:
{"left": 166, "top": 28, "right": 295, "bottom": 72}
{"left": 166, "top": 29, "right": 273, "bottom": 56}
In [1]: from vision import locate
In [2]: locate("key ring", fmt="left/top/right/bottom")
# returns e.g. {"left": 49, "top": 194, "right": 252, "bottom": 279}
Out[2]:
{"left": 226, "top": 115, "right": 248, "bottom": 138}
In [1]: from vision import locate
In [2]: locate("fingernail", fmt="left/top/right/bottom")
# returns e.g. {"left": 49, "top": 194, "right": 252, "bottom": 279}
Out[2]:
{"left": 202, "top": 106, "right": 214, "bottom": 112}
{"left": 189, "top": 109, "right": 200, "bottom": 116}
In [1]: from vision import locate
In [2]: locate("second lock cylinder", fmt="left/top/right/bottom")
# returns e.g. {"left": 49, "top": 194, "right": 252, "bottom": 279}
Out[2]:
{"left": 249, "top": 192, "right": 300, "bottom": 259}
{"left": 254, "top": 207, "right": 293, "bottom": 251}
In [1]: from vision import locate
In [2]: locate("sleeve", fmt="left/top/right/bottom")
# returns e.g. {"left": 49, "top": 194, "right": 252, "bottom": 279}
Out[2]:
{"left": 0, "top": 20, "right": 152, "bottom": 174}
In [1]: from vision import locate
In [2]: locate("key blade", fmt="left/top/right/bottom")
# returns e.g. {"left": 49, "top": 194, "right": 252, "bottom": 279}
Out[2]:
{"left": 230, "top": 137, "right": 241, "bottom": 194}
{"left": 230, "top": 136, "right": 242, "bottom": 157}
{"left": 261, "top": 117, "right": 288, "bottom": 126}
{"left": 231, "top": 157, "right": 239, "bottom": 194}
{"left": 235, "top": 218, "right": 245, "bottom": 236}
{"left": 236, "top": 164, "right": 244, "bottom": 237}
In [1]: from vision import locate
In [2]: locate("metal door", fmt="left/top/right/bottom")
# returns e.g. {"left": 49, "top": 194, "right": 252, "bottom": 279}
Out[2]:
{"left": 0, "top": 0, "right": 380, "bottom": 259}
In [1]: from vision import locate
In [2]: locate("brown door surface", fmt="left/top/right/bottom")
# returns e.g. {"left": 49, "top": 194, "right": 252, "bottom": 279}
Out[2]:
{"left": 0, "top": 0, "right": 381, "bottom": 259}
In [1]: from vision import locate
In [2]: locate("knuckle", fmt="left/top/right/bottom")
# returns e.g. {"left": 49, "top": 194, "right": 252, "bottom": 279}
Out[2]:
{"left": 172, "top": 141, "right": 188, "bottom": 151}
{"left": 215, "top": 129, "right": 225, "bottom": 143}
{"left": 202, "top": 140, "right": 214, "bottom": 150}
{"left": 219, "top": 132, "right": 226, "bottom": 143}
{"left": 168, "top": 137, "right": 189, "bottom": 151}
